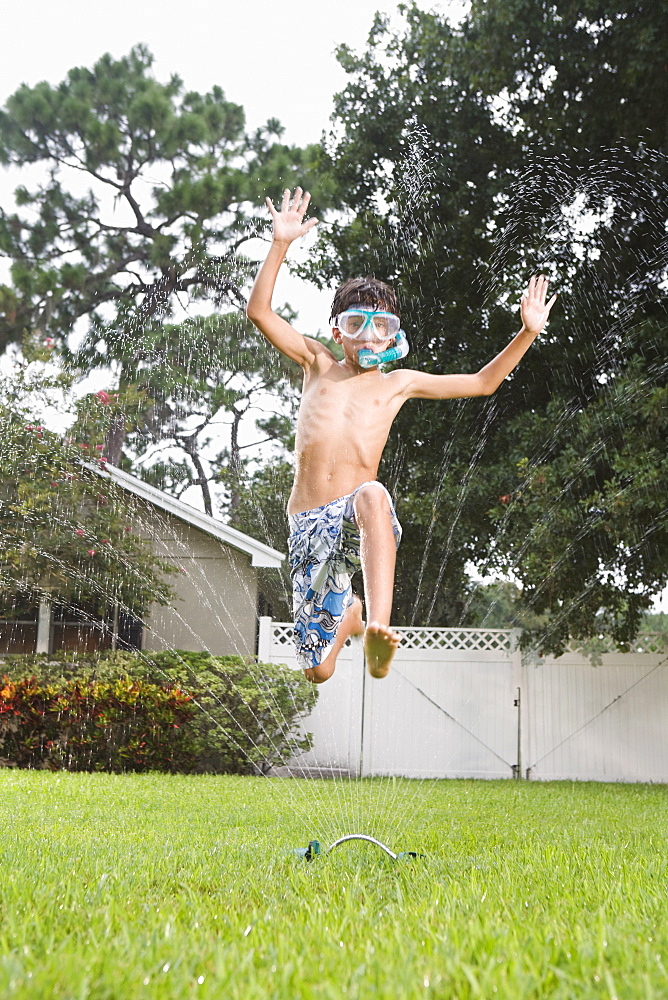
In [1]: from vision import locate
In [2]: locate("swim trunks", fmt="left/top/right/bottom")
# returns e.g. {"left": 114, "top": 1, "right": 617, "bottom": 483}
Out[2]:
{"left": 288, "top": 482, "right": 402, "bottom": 671}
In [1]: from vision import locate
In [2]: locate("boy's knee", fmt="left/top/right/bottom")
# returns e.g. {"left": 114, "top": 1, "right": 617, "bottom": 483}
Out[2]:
{"left": 353, "top": 482, "right": 391, "bottom": 517}
{"left": 304, "top": 661, "right": 335, "bottom": 685}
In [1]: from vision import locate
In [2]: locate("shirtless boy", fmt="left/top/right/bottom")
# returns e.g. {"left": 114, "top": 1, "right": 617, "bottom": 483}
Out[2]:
{"left": 247, "top": 188, "right": 556, "bottom": 684}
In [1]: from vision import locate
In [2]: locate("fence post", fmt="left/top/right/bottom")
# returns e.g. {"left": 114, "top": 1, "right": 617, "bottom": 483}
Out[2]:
{"left": 510, "top": 629, "right": 523, "bottom": 779}
{"left": 257, "top": 616, "right": 272, "bottom": 662}
{"left": 36, "top": 598, "right": 51, "bottom": 654}
{"left": 351, "top": 637, "right": 366, "bottom": 778}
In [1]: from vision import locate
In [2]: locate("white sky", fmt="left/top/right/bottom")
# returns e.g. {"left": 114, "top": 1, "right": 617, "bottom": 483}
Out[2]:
{"left": 1, "top": 0, "right": 464, "bottom": 146}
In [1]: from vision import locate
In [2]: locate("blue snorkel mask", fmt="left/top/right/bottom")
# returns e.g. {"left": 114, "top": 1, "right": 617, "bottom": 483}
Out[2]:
{"left": 334, "top": 306, "right": 410, "bottom": 369}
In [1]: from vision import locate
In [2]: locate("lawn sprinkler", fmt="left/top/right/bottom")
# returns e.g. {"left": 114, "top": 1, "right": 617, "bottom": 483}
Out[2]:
{"left": 293, "top": 834, "right": 423, "bottom": 862}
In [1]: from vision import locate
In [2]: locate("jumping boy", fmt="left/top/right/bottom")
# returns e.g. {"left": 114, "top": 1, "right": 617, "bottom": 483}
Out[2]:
{"left": 247, "top": 188, "right": 556, "bottom": 684}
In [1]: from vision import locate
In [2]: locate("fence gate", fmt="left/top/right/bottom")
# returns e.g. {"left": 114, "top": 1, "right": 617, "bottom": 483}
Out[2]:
{"left": 521, "top": 645, "right": 668, "bottom": 782}
{"left": 259, "top": 620, "right": 521, "bottom": 779}
{"left": 360, "top": 627, "right": 520, "bottom": 778}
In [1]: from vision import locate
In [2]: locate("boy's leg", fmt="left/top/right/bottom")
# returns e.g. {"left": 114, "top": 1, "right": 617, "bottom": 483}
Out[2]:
{"left": 353, "top": 484, "right": 401, "bottom": 678}
{"left": 303, "top": 596, "right": 364, "bottom": 684}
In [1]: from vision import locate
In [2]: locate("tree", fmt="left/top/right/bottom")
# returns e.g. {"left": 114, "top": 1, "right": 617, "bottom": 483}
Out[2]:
{"left": 452, "top": 0, "right": 668, "bottom": 652}
{"left": 463, "top": 0, "right": 667, "bottom": 152}
{"left": 486, "top": 344, "right": 668, "bottom": 651}
{"left": 0, "top": 351, "right": 174, "bottom": 621}
{"left": 300, "top": 2, "right": 667, "bottom": 652}
{"left": 0, "top": 45, "right": 324, "bottom": 512}
{"left": 224, "top": 458, "right": 295, "bottom": 622}
{"left": 107, "top": 308, "right": 303, "bottom": 517}
{"left": 466, "top": 580, "right": 549, "bottom": 630}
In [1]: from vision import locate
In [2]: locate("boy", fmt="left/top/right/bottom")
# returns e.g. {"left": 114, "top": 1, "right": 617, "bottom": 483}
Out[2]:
{"left": 247, "top": 188, "right": 556, "bottom": 684}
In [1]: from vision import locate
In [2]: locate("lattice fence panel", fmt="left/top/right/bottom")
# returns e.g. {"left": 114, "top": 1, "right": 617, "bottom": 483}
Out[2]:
{"left": 565, "top": 633, "right": 667, "bottom": 657}
{"left": 271, "top": 623, "right": 512, "bottom": 653}
{"left": 395, "top": 627, "right": 512, "bottom": 651}
{"left": 630, "top": 634, "right": 667, "bottom": 655}
{"left": 270, "top": 623, "right": 354, "bottom": 653}
{"left": 271, "top": 624, "right": 296, "bottom": 648}
{"left": 270, "top": 623, "right": 665, "bottom": 656}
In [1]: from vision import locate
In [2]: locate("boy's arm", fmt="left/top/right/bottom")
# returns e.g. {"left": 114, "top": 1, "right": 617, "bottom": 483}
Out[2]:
{"left": 401, "top": 275, "right": 557, "bottom": 400}
{"left": 246, "top": 188, "right": 325, "bottom": 369}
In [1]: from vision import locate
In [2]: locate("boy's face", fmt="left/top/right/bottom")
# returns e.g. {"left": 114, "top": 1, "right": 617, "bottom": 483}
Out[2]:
{"left": 332, "top": 328, "right": 393, "bottom": 367}
{"left": 331, "top": 303, "right": 397, "bottom": 368}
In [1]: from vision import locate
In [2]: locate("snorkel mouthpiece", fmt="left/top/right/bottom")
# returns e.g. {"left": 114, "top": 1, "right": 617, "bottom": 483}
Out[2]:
{"left": 358, "top": 330, "right": 409, "bottom": 369}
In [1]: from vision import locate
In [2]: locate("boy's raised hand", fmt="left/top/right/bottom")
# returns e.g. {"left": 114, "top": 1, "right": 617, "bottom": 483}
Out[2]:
{"left": 520, "top": 275, "right": 558, "bottom": 336}
{"left": 266, "top": 187, "right": 318, "bottom": 246}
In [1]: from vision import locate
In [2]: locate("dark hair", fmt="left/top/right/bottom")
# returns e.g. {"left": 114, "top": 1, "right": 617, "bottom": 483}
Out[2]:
{"left": 329, "top": 277, "right": 400, "bottom": 323}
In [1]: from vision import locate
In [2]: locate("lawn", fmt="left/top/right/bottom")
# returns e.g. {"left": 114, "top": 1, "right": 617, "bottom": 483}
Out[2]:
{"left": 0, "top": 772, "right": 666, "bottom": 999}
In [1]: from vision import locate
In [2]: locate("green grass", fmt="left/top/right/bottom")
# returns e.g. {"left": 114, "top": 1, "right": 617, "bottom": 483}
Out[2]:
{"left": 0, "top": 772, "right": 666, "bottom": 999}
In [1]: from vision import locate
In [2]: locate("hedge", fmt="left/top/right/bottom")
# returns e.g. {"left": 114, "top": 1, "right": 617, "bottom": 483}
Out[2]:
{"left": 0, "top": 674, "right": 196, "bottom": 772}
{"left": 0, "top": 650, "right": 317, "bottom": 774}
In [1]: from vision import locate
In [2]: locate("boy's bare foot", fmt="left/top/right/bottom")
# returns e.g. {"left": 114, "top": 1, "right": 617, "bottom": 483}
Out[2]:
{"left": 364, "top": 622, "right": 400, "bottom": 679}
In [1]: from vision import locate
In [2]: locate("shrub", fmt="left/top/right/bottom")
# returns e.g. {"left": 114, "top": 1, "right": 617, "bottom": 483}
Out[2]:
{"left": 0, "top": 674, "right": 196, "bottom": 772}
{"left": 0, "top": 650, "right": 318, "bottom": 774}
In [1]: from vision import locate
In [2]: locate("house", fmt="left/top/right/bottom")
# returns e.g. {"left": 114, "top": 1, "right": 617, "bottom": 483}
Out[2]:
{"left": 0, "top": 465, "right": 285, "bottom": 659}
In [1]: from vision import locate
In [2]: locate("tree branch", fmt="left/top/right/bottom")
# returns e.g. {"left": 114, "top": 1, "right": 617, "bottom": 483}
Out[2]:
{"left": 120, "top": 180, "right": 157, "bottom": 238}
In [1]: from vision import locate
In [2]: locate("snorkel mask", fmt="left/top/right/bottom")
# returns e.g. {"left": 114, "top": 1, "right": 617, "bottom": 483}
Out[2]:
{"left": 334, "top": 307, "right": 410, "bottom": 369}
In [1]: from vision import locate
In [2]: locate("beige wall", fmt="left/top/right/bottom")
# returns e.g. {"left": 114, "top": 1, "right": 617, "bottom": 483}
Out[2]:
{"left": 138, "top": 508, "right": 259, "bottom": 657}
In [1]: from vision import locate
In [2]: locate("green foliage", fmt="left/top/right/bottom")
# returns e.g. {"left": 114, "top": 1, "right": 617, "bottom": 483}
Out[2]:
{"left": 120, "top": 311, "right": 303, "bottom": 515}
{"left": 0, "top": 44, "right": 322, "bottom": 350}
{"left": 0, "top": 364, "right": 174, "bottom": 616}
{"left": 302, "top": 2, "right": 668, "bottom": 651}
{"left": 464, "top": 0, "right": 668, "bottom": 152}
{"left": 466, "top": 580, "right": 549, "bottom": 631}
{"left": 225, "top": 459, "right": 294, "bottom": 621}
{"left": 144, "top": 649, "right": 317, "bottom": 773}
{"left": 0, "top": 649, "right": 317, "bottom": 773}
{"left": 486, "top": 357, "right": 668, "bottom": 652}
{"left": 643, "top": 612, "right": 668, "bottom": 634}
{"left": 0, "top": 674, "right": 196, "bottom": 772}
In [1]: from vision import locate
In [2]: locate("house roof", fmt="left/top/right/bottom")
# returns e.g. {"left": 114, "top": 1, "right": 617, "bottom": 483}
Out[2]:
{"left": 95, "top": 464, "right": 285, "bottom": 568}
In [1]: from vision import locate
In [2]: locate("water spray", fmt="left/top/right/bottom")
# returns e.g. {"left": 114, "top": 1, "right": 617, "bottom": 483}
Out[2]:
{"left": 293, "top": 834, "right": 423, "bottom": 862}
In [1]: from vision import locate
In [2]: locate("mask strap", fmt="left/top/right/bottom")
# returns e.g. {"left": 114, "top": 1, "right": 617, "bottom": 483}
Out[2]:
{"left": 358, "top": 330, "right": 409, "bottom": 369}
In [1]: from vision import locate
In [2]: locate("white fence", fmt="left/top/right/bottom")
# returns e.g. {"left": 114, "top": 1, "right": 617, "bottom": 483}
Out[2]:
{"left": 258, "top": 619, "right": 668, "bottom": 783}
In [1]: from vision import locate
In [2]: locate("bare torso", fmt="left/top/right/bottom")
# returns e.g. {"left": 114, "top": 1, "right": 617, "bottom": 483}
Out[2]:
{"left": 288, "top": 349, "right": 409, "bottom": 514}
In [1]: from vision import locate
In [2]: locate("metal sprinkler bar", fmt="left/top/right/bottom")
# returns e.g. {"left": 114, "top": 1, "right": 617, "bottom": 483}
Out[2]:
{"left": 293, "top": 834, "right": 423, "bottom": 861}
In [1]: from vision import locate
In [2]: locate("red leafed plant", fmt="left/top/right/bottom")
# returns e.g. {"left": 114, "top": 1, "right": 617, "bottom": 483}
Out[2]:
{"left": 0, "top": 675, "right": 197, "bottom": 772}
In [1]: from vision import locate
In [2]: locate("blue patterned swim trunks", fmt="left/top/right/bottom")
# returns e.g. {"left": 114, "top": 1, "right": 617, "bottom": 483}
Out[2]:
{"left": 288, "top": 482, "right": 402, "bottom": 671}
